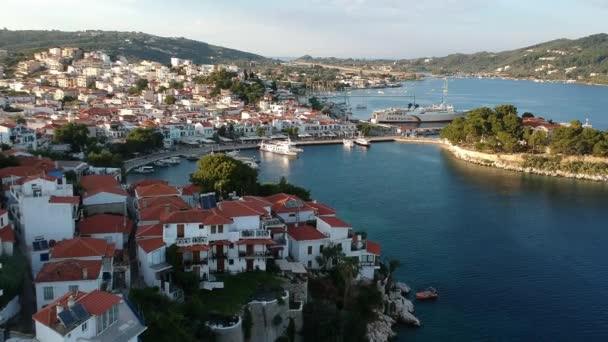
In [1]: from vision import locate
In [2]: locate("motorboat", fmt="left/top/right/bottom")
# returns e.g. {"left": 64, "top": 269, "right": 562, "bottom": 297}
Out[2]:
{"left": 185, "top": 154, "right": 199, "bottom": 161}
{"left": 415, "top": 287, "right": 438, "bottom": 300}
{"left": 354, "top": 132, "right": 371, "bottom": 147}
{"left": 343, "top": 139, "right": 354, "bottom": 147}
{"left": 163, "top": 156, "right": 181, "bottom": 165}
{"left": 134, "top": 166, "right": 154, "bottom": 174}
{"left": 154, "top": 160, "right": 169, "bottom": 167}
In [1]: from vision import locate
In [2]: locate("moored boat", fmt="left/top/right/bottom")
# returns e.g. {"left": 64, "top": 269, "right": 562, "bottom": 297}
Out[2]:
{"left": 259, "top": 139, "right": 299, "bottom": 156}
{"left": 343, "top": 139, "right": 354, "bottom": 147}
{"left": 134, "top": 166, "right": 154, "bottom": 174}
{"left": 185, "top": 154, "right": 199, "bottom": 161}
{"left": 415, "top": 287, "right": 438, "bottom": 300}
{"left": 154, "top": 160, "right": 169, "bottom": 167}
{"left": 354, "top": 132, "right": 371, "bottom": 147}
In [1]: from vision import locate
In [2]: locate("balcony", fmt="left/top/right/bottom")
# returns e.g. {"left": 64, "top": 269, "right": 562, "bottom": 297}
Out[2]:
{"left": 262, "top": 218, "right": 284, "bottom": 228}
{"left": 238, "top": 251, "right": 273, "bottom": 258}
{"left": 176, "top": 236, "right": 207, "bottom": 246}
{"left": 239, "top": 229, "right": 270, "bottom": 239}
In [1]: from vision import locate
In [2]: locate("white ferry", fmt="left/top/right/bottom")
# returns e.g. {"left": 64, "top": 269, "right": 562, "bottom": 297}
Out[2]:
{"left": 259, "top": 139, "right": 300, "bottom": 156}
{"left": 370, "top": 79, "right": 467, "bottom": 124}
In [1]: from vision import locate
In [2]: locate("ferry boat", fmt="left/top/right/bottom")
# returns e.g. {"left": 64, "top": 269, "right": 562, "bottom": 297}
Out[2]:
{"left": 343, "top": 138, "right": 354, "bottom": 147}
{"left": 354, "top": 132, "right": 371, "bottom": 147}
{"left": 259, "top": 139, "right": 299, "bottom": 156}
{"left": 370, "top": 79, "right": 467, "bottom": 124}
{"left": 134, "top": 166, "right": 154, "bottom": 174}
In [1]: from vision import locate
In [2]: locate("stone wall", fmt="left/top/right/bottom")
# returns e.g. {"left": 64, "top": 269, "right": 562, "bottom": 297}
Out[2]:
{"left": 248, "top": 291, "right": 303, "bottom": 342}
{"left": 210, "top": 316, "right": 243, "bottom": 342}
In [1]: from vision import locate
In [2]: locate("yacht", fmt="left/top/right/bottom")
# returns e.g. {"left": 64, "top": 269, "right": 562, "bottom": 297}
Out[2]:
{"left": 259, "top": 139, "right": 300, "bottom": 156}
{"left": 154, "top": 160, "right": 169, "bottom": 167}
{"left": 370, "top": 78, "right": 467, "bottom": 124}
{"left": 163, "top": 156, "right": 181, "bottom": 165}
{"left": 354, "top": 132, "right": 371, "bottom": 147}
{"left": 343, "top": 138, "right": 354, "bottom": 147}
{"left": 134, "top": 166, "right": 154, "bottom": 174}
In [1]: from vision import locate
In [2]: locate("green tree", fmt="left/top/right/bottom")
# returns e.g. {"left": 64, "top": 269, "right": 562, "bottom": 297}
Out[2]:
{"left": 0, "top": 154, "right": 19, "bottom": 169}
{"left": 309, "top": 97, "right": 323, "bottom": 111}
{"left": 126, "top": 127, "right": 164, "bottom": 154}
{"left": 190, "top": 154, "right": 258, "bottom": 198}
{"left": 522, "top": 112, "right": 535, "bottom": 118}
{"left": 527, "top": 130, "right": 548, "bottom": 153}
{"left": 256, "top": 126, "right": 266, "bottom": 137}
{"left": 86, "top": 150, "right": 123, "bottom": 168}
{"left": 54, "top": 123, "right": 91, "bottom": 152}
{"left": 165, "top": 95, "right": 177, "bottom": 105}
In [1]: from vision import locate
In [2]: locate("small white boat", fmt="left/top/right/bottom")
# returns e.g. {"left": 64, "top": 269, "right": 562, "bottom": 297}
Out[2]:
{"left": 343, "top": 139, "right": 354, "bottom": 147}
{"left": 154, "top": 160, "right": 169, "bottom": 167}
{"left": 226, "top": 150, "right": 239, "bottom": 157}
{"left": 134, "top": 166, "right": 154, "bottom": 174}
{"left": 354, "top": 132, "right": 371, "bottom": 147}
{"left": 163, "top": 156, "right": 181, "bottom": 165}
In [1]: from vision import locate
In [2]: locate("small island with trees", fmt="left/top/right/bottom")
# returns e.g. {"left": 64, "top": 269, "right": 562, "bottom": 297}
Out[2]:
{"left": 439, "top": 104, "right": 608, "bottom": 181}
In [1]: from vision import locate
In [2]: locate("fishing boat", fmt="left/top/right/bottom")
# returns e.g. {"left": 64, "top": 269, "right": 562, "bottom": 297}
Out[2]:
{"left": 415, "top": 287, "right": 438, "bottom": 300}
{"left": 343, "top": 138, "right": 354, "bottom": 147}
{"left": 134, "top": 166, "right": 154, "bottom": 174}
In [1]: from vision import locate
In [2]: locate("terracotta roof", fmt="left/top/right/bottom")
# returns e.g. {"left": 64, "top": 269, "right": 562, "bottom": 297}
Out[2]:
{"left": 139, "top": 204, "right": 182, "bottom": 222}
{"left": 83, "top": 186, "right": 128, "bottom": 198}
{"left": 209, "top": 239, "right": 231, "bottom": 246}
{"left": 135, "top": 183, "right": 179, "bottom": 198}
{"left": 130, "top": 179, "right": 168, "bottom": 193}
{"left": 178, "top": 244, "right": 209, "bottom": 252}
{"left": 366, "top": 241, "right": 381, "bottom": 256}
{"left": 218, "top": 201, "right": 266, "bottom": 218}
{"left": 136, "top": 237, "right": 165, "bottom": 253}
{"left": 318, "top": 215, "right": 351, "bottom": 228}
{"left": 32, "top": 290, "right": 121, "bottom": 328}
{"left": 241, "top": 196, "right": 272, "bottom": 207}
{"left": 136, "top": 224, "right": 163, "bottom": 238}
{"left": 0, "top": 224, "right": 15, "bottom": 242}
{"left": 180, "top": 183, "right": 201, "bottom": 196}
{"left": 306, "top": 201, "right": 337, "bottom": 215}
{"left": 51, "top": 238, "right": 114, "bottom": 259}
{"left": 80, "top": 175, "right": 120, "bottom": 191}
{"left": 35, "top": 259, "right": 102, "bottom": 282}
{"left": 0, "top": 166, "right": 39, "bottom": 179}
{"left": 266, "top": 193, "right": 313, "bottom": 214}
{"left": 49, "top": 196, "right": 80, "bottom": 204}
{"left": 287, "top": 225, "right": 327, "bottom": 241}
{"left": 161, "top": 208, "right": 233, "bottom": 225}
{"left": 78, "top": 214, "right": 132, "bottom": 235}
{"left": 137, "top": 196, "right": 189, "bottom": 210}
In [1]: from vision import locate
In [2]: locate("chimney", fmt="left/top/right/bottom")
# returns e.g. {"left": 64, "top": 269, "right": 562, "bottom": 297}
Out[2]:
{"left": 82, "top": 267, "right": 88, "bottom": 279}
{"left": 67, "top": 295, "right": 75, "bottom": 308}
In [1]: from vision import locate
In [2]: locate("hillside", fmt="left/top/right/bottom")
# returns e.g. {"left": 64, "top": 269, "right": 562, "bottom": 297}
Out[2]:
{"left": 296, "top": 34, "right": 608, "bottom": 84}
{"left": 0, "top": 29, "right": 270, "bottom": 65}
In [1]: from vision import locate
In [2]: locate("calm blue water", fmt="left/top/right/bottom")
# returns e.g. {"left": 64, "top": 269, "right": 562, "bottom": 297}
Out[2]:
{"left": 128, "top": 79, "right": 608, "bottom": 340}
{"left": 347, "top": 78, "right": 608, "bottom": 130}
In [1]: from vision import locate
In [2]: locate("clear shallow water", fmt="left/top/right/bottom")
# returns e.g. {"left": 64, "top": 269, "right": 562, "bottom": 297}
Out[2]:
{"left": 128, "top": 143, "right": 608, "bottom": 341}
{"left": 346, "top": 78, "right": 608, "bottom": 130}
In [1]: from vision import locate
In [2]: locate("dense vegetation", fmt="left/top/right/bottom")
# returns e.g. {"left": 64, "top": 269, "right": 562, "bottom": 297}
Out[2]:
{"left": 0, "top": 29, "right": 268, "bottom": 65}
{"left": 0, "top": 251, "right": 27, "bottom": 307}
{"left": 191, "top": 154, "right": 312, "bottom": 199}
{"left": 440, "top": 105, "right": 608, "bottom": 157}
{"left": 194, "top": 69, "right": 266, "bottom": 104}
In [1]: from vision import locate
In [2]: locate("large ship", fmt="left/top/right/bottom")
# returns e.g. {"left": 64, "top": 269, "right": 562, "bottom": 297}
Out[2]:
{"left": 370, "top": 79, "right": 467, "bottom": 124}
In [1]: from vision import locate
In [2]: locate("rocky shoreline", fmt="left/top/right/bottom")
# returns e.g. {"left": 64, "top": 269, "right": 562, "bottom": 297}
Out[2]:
{"left": 367, "top": 279, "right": 421, "bottom": 342}
{"left": 446, "top": 144, "right": 608, "bottom": 183}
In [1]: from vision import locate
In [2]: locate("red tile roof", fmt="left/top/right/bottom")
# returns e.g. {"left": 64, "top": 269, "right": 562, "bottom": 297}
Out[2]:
{"left": 129, "top": 178, "right": 168, "bottom": 193}
{"left": 33, "top": 290, "right": 121, "bottom": 328}
{"left": 241, "top": 196, "right": 272, "bottom": 207}
{"left": 366, "top": 241, "right": 381, "bottom": 256}
{"left": 51, "top": 238, "right": 114, "bottom": 259}
{"left": 136, "top": 224, "right": 163, "bottom": 238}
{"left": 136, "top": 237, "right": 165, "bottom": 253}
{"left": 318, "top": 215, "right": 351, "bottom": 228}
{"left": 287, "top": 225, "right": 327, "bottom": 241}
{"left": 178, "top": 244, "right": 210, "bottom": 252}
{"left": 180, "top": 183, "right": 201, "bottom": 196}
{"left": 0, "top": 224, "right": 15, "bottom": 242}
{"left": 83, "top": 186, "right": 128, "bottom": 198}
{"left": 78, "top": 214, "right": 132, "bottom": 235}
{"left": 49, "top": 196, "right": 80, "bottom": 204}
{"left": 306, "top": 201, "right": 337, "bottom": 215}
{"left": 35, "top": 259, "right": 102, "bottom": 282}
{"left": 79, "top": 175, "right": 120, "bottom": 191}
{"left": 266, "top": 193, "right": 313, "bottom": 214}
{"left": 135, "top": 183, "right": 179, "bottom": 198}
{"left": 161, "top": 208, "right": 233, "bottom": 225}
{"left": 137, "top": 196, "right": 190, "bottom": 210}
{"left": 218, "top": 201, "right": 266, "bottom": 218}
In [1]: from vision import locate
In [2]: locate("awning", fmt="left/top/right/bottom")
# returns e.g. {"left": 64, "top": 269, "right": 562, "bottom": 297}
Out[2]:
{"left": 298, "top": 133, "right": 312, "bottom": 138}
{"left": 218, "top": 137, "right": 232, "bottom": 142}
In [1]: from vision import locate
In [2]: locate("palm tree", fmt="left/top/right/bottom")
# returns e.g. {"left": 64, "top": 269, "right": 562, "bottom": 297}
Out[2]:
{"left": 315, "top": 244, "right": 343, "bottom": 271}
{"left": 385, "top": 258, "right": 401, "bottom": 292}
{"left": 337, "top": 256, "right": 360, "bottom": 308}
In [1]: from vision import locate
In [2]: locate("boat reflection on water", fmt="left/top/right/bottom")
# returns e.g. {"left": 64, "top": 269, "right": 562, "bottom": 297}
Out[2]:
{"left": 258, "top": 150, "right": 296, "bottom": 174}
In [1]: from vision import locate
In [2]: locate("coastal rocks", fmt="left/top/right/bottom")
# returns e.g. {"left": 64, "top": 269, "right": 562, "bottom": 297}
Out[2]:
{"left": 387, "top": 289, "right": 420, "bottom": 327}
{"left": 367, "top": 310, "right": 397, "bottom": 342}
{"left": 395, "top": 282, "right": 411, "bottom": 295}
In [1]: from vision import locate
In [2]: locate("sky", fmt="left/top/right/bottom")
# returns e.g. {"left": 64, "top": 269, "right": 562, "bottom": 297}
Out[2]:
{"left": 2, "top": 0, "right": 607, "bottom": 59}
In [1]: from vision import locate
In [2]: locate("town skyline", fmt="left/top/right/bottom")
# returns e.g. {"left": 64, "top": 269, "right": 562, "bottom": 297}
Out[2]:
{"left": 3, "top": 0, "right": 608, "bottom": 59}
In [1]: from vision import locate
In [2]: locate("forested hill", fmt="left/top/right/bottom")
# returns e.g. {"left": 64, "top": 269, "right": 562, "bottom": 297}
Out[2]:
{"left": 410, "top": 34, "right": 608, "bottom": 81}
{"left": 0, "top": 29, "right": 270, "bottom": 64}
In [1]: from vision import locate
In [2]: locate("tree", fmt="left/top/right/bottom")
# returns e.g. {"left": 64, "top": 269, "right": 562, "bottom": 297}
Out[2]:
{"left": 316, "top": 244, "right": 344, "bottom": 271}
{"left": 385, "top": 259, "right": 401, "bottom": 292}
{"left": 270, "top": 80, "right": 278, "bottom": 91}
{"left": 527, "top": 130, "right": 548, "bottom": 153}
{"left": 54, "top": 123, "right": 90, "bottom": 152}
{"left": 86, "top": 150, "right": 123, "bottom": 168}
{"left": 126, "top": 127, "right": 164, "bottom": 154}
{"left": 256, "top": 177, "right": 312, "bottom": 201}
{"left": 522, "top": 112, "right": 535, "bottom": 118}
{"left": 256, "top": 126, "right": 266, "bottom": 137}
{"left": 336, "top": 256, "right": 359, "bottom": 308}
{"left": 309, "top": 97, "right": 323, "bottom": 111}
{"left": 190, "top": 154, "right": 258, "bottom": 198}
{"left": 165, "top": 95, "right": 177, "bottom": 105}
{"left": 0, "top": 154, "right": 19, "bottom": 169}
{"left": 283, "top": 127, "right": 299, "bottom": 139}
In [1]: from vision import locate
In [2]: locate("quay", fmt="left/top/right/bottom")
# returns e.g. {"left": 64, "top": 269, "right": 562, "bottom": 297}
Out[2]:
{"left": 124, "top": 136, "right": 443, "bottom": 173}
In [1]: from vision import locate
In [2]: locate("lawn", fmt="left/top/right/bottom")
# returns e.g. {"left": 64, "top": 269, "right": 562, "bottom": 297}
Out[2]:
{"left": 197, "top": 271, "right": 283, "bottom": 315}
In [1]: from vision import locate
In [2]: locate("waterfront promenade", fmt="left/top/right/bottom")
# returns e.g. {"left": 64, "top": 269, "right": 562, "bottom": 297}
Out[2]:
{"left": 124, "top": 136, "right": 433, "bottom": 173}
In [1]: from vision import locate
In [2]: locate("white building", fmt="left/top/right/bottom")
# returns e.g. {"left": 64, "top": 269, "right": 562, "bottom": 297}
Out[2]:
{"left": 32, "top": 290, "right": 147, "bottom": 342}
{"left": 0, "top": 123, "right": 38, "bottom": 150}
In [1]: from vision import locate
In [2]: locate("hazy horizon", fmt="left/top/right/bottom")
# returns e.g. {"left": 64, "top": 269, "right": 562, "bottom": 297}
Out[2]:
{"left": 2, "top": 0, "right": 608, "bottom": 59}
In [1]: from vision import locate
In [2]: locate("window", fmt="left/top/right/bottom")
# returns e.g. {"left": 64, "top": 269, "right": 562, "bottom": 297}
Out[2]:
{"left": 177, "top": 224, "right": 185, "bottom": 238}
{"left": 307, "top": 261, "right": 312, "bottom": 268}
{"left": 81, "top": 322, "right": 88, "bottom": 332}
{"left": 211, "top": 225, "right": 216, "bottom": 234}
{"left": 218, "top": 225, "right": 224, "bottom": 233}
{"left": 69, "top": 285, "right": 79, "bottom": 293}
{"left": 199, "top": 224, "right": 204, "bottom": 229}
{"left": 0, "top": 217, "right": 3, "bottom": 226}
{"left": 319, "top": 245, "right": 324, "bottom": 253}
{"left": 43, "top": 287, "right": 54, "bottom": 300}
{"left": 288, "top": 213, "right": 296, "bottom": 217}
{"left": 229, "top": 243, "right": 234, "bottom": 249}
{"left": 307, "top": 246, "right": 313, "bottom": 255}
{"left": 229, "top": 259, "right": 234, "bottom": 265}
{"left": 40, "top": 253, "right": 49, "bottom": 262}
